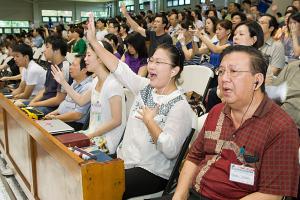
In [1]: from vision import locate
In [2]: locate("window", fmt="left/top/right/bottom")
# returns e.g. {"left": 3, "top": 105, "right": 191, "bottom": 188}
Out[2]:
{"left": 199, "top": 0, "right": 212, "bottom": 3}
{"left": 4, "top": 28, "right": 11, "bottom": 34}
{"left": 43, "top": 17, "right": 50, "bottom": 22}
{"left": 80, "top": 11, "right": 108, "bottom": 22}
{"left": 0, "top": 20, "right": 29, "bottom": 34}
{"left": 41, "top": 10, "right": 72, "bottom": 23}
{"left": 167, "top": 0, "right": 190, "bottom": 7}
{"left": 139, "top": 0, "right": 156, "bottom": 12}
{"left": 13, "top": 28, "right": 20, "bottom": 34}
{"left": 65, "top": 17, "right": 72, "bottom": 23}
{"left": 119, "top": 0, "right": 134, "bottom": 12}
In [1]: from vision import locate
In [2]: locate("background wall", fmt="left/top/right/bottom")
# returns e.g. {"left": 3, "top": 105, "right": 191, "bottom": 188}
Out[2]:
{"left": 0, "top": 0, "right": 33, "bottom": 21}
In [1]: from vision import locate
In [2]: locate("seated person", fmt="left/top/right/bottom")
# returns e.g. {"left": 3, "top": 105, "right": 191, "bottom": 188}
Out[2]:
{"left": 45, "top": 55, "right": 93, "bottom": 131}
{"left": 11, "top": 43, "right": 46, "bottom": 99}
{"left": 0, "top": 41, "right": 21, "bottom": 84}
{"left": 176, "top": 21, "right": 201, "bottom": 66}
{"left": 194, "top": 20, "right": 232, "bottom": 70}
{"left": 121, "top": 32, "right": 148, "bottom": 77}
{"left": 27, "top": 35, "right": 70, "bottom": 115}
{"left": 72, "top": 28, "right": 87, "bottom": 55}
{"left": 267, "top": 59, "right": 300, "bottom": 129}
{"left": 104, "top": 33, "right": 122, "bottom": 59}
{"left": 84, "top": 15, "right": 193, "bottom": 199}
{"left": 51, "top": 41, "right": 125, "bottom": 155}
{"left": 165, "top": 46, "right": 299, "bottom": 200}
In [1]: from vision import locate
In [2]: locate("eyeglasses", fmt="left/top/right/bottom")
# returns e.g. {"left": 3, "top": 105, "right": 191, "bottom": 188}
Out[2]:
{"left": 147, "top": 57, "right": 174, "bottom": 66}
{"left": 216, "top": 68, "right": 251, "bottom": 78}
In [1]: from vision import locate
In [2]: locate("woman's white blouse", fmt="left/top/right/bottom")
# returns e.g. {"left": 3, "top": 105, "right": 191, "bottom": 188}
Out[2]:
{"left": 115, "top": 61, "right": 193, "bottom": 179}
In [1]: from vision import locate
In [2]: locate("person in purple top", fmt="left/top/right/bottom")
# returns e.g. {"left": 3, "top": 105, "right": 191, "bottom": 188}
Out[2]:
{"left": 121, "top": 32, "right": 148, "bottom": 77}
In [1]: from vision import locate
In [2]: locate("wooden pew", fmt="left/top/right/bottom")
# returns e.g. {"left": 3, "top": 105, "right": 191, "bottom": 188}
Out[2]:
{"left": 0, "top": 94, "right": 124, "bottom": 200}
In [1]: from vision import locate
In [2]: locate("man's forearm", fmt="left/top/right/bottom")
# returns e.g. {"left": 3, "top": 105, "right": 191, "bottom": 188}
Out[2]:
{"left": 173, "top": 160, "right": 198, "bottom": 200}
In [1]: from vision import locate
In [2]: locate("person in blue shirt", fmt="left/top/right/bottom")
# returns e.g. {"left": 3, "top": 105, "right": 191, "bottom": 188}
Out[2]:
{"left": 196, "top": 20, "right": 232, "bottom": 69}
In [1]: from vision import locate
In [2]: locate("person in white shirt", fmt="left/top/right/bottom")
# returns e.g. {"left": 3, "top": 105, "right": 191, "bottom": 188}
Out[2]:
{"left": 168, "top": 13, "right": 181, "bottom": 39}
{"left": 83, "top": 14, "right": 193, "bottom": 199}
{"left": 51, "top": 41, "right": 125, "bottom": 155}
{"left": 11, "top": 43, "right": 46, "bottom": 99}
{"left": 96, "top": 18, "right": 108, "bottom": 41}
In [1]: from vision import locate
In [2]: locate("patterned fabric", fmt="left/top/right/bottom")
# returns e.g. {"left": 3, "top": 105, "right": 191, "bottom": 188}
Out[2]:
{"left": 139, "top": 85, "right": 183, "bottom": 113}
{"left": 187, "top": 96, "right": 299, "bottom": 199}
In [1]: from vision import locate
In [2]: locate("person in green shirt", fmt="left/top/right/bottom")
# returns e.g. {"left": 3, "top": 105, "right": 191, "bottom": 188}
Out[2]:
{"left": 72, "top": 27, "right": 87, "bottom": 55}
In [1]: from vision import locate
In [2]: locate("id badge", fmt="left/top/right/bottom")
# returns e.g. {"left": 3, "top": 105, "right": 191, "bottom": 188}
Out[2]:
{"left": 229, "top": 163, "right": 255, "bottom": 185}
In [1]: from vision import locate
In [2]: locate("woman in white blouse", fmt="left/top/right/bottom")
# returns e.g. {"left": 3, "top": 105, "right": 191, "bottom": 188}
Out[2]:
{"left": 51, "top": 41, "right": 125, "bottom": 155}
{"left": 85, "top": 15, "right": 193, "bottom": 199}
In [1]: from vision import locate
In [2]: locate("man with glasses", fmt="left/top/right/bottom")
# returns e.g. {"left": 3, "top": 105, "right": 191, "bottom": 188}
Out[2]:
{"left": 44, "top": 55, "right": 92, "bottom": 131}
{"left": 120, "top": 4, "right": 172, "bottom": 57}
{"left": 156, "top": 45, "right": 299, "bottom": 200}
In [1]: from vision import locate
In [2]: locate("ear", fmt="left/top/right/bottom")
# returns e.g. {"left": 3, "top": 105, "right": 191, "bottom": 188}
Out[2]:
{"left": 226, "top": 29, "right": 231, "bottom": 36}
{"left": 252, "top": 36, "right": 257, "bottom": 45}
{"left": 254, "top": 73, "right": 264, "bottom": 90}
{"left": 171, "top": 66, "right": 180, "bottom": 78}
{"left": 269, "top": 26, "right": 274, "bottom": 33}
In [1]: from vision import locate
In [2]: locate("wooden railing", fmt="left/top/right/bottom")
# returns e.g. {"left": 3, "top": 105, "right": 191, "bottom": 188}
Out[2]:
{"left": 0, "top": 94, "right": 124, "bottom": 200}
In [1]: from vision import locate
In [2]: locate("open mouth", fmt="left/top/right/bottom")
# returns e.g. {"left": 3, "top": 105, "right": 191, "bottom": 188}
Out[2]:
{"left": 148, "top": 72, "right": 157, "bottom": 79}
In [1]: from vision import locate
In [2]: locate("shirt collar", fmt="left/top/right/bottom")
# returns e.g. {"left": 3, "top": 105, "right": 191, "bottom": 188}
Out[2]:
{"left": 264, "top": 37, "right": 274, "bottom": 46}
{"left": 74, "top": 75, "right": 92, "bottom": 86}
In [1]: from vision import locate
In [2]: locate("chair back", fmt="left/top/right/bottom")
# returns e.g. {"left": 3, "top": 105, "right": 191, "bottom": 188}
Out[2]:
{"left": 162, "top": 128, "right": 195, "bottom": 196}
{"left": 81, "top": 107, "right": 90, "bottom": 131}
{"left": 180, "top": 65, "right": 214, "bottom": 102}
{"left": 33, "top": 47, "right": 43, "bottom": 60}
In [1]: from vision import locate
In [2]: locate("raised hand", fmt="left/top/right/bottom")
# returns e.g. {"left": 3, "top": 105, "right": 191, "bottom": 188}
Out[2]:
{"left": 86, "top": 12, "right": 97, "bottom": 44}
{"left": 120, "top": 3, "right": 127, "bottom": 16}
{"left": 51, "top": 65, "right": 65, "bottom": 84}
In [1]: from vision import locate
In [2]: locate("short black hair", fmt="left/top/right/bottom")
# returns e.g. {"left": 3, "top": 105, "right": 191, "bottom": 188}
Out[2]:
{"left": 234, "top": 20, "right": 264, "bottom": 49}
{"left": 120, "top": 23, "right": 130, "bottom": 33}
{"left": 104, "top": 33, "right": 118, "bottom": 47}
{"left": 45, "top": 35, "right": 68, "bottom": 56}
{"left": 97, "top": 18, "right": 107, "bottom": 25}
{"left": 221, "top": 45, "right": 268, "bottom": 92}
{"left": 231, "top": 11, "right": 247, "bottom": 22}
{"left": 75, "top": 55, "right": 93, "bottom": 76}
{"left": 74, "top": 27, "right": 84, "bottom": 38}
{"left": 155, "top": 13, "right": 169, "bottom": 28}
{"left": 108, "top": 19, "right": 120, "bottom": 32}
{"left": 260, "top": 13, "right": 279, "bottom": 36}
{"left": 12, "top": 43, "right": 33, "bottom": 60}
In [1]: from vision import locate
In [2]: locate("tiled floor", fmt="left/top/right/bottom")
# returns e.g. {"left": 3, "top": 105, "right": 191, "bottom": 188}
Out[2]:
{"left": 0, "top": 177, "right": 10, "bottom": 200}
{"left": 0, "top": 154, "right": 27, "bottom": 200}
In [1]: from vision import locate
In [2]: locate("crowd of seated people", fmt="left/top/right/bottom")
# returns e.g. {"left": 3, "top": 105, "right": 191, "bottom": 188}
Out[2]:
{"left": 0, "top": 0, "right": 299, "bottom": 199}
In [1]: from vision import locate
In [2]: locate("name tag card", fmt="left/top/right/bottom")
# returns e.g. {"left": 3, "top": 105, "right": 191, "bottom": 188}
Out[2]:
{"left": 229, "top": 163, "right": 255, "bottom": 185}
